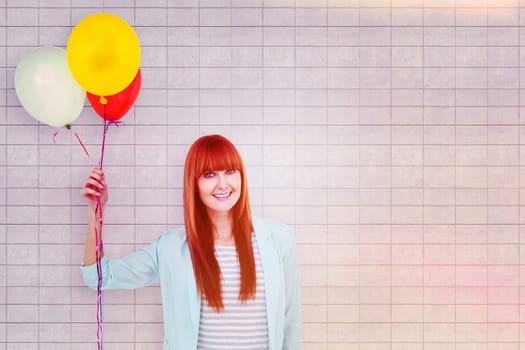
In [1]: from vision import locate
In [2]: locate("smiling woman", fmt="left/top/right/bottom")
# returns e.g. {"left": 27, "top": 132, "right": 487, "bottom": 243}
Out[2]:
{"left": 183, "top": 135, "right": 255, "bottom": 309}
{"left": 80, "top": 134, "right": 302, "bottom": 350}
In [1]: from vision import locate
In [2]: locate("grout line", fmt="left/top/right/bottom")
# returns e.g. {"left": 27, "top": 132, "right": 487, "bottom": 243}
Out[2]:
{"left": 485, "top": 3, "right": 489, "bottom": 347}
{"left": 357, "top": 0, "right": 361, "bottom": 345}
{"left": 2, "top": 0, "right": 7, "bottom": 344}
{"left": 36, "top": 0, "right": 40, "bottom": 343}
{"left": 262, "top": 0, "right": 266, "bottom": 218}
{"left": 453, "top": 0, "right": 458, "bottom": 348}
{"left": 323, "top": 0, "right": 328, "bottom": 341}
{"left": 69, "top": 0, "right": 73, "bottom": 343}
{"left": 518, "top": 4, "right": 522, "bottom": 347}
{"left": 164, "top": 0, "right": 168, "bottom": 230}
{"left": 293, "top": 0, "right": 296, "bottom": 228}
{"left": 388, "top": 2, "right": 393, "bottom": 348}
{"left": 422, "top": 0, "right": 425, "bottom": 346}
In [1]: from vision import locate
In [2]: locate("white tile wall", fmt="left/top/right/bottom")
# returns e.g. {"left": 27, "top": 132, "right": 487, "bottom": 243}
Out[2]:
{"left": 3, "top": 0, "right": 525, "bottom": 349}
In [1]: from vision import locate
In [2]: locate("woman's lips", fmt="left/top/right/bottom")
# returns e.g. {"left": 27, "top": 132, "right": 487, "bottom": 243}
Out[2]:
{"left": 213, "top": 192, "right": 231, "bottom": 201}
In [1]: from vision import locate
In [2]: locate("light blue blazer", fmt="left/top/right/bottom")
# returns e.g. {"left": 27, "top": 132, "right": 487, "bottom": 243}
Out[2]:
{"left": 81, "top": 218, "right": 301, "bottom": 350}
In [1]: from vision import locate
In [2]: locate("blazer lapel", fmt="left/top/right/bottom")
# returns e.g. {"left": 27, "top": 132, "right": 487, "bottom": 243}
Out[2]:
{"left": 255, "top": 220, "right": 280, "bottom": 350}
{"left": 184, "top": 241, "right": 200, "bottom": 342}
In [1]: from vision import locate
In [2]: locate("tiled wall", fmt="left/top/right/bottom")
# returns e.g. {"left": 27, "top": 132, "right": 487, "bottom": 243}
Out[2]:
{"left": 2, "top": 0, "right": 525, "bottom": 349}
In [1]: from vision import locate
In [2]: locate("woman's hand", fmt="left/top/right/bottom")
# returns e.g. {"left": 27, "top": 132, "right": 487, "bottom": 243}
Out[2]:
{"left": 81, "top": 167, "right": 108, "bottom": 211}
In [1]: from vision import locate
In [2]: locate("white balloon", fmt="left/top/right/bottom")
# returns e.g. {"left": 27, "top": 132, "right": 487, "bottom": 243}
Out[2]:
{"left": 15, "top": 46, "right": 86, "bottom": 127}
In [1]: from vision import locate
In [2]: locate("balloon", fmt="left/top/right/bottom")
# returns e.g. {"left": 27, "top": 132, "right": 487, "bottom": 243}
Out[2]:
{"left": 87, "top": 68, "right": 142, "bottom": 121}
{"left": 66, "top": 13, "right": 141, "bottom": 96}
{"left": 14, "top": 46, "right": 86, "bottom": 128}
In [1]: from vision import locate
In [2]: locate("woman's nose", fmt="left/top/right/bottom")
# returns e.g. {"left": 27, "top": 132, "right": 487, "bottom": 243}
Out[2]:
{"left": 217, "top": 172, "right": 228, "bottom": 188}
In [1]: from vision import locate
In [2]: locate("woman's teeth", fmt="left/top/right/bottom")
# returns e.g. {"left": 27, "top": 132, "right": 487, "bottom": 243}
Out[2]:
{"left": 213, "top": 192, "right": 231, "bottom": 199}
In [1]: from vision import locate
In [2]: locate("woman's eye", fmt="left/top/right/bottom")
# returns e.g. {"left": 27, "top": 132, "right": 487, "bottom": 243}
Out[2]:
{"left": 203, "top": 172, "right": 215, "bottom": 178}
{"left": 225, "top": 169, "right": 236, "bottom": 175}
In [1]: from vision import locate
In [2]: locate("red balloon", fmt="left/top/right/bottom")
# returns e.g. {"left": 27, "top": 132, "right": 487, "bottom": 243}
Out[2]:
{"left": 87, "top": 68, "right": 141, "bottom": 121}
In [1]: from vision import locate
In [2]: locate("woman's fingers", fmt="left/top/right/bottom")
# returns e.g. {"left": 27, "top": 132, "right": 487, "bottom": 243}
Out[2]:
{"left": 81, "top": 187, "right": 102, "bottom": 197}
{"left": 85, "top": 177, "right": 104, "bottom": 189}
{"left": 84, "top": 168, "right": 106, "bottom": 188}
{"left": 81, "top": 168, "right": 108, "bottom": 206}
{"left": 88, "top": 168, "right": 104, "bottom": 180}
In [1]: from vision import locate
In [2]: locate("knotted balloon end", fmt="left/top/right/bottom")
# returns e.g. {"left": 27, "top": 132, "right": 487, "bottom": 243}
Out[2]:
{"left": 99, "top": 96, "right": 108, "bottom": 105}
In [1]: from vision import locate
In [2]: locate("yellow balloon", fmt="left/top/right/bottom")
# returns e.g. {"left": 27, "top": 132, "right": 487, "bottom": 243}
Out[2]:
{"left": 67, "top": 13, "right": 140, "bottom": 96}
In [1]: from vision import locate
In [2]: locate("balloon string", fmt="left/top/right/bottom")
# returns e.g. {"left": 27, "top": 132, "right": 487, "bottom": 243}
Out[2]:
{"left": 74, "top": 132, "right": 93, "bottom": 161}
{"left": 95, "top": 105, "right": 110, "bottom": 350}
{"left": 52, "top": 128, "right": 94, "bottom": 162}
{"left": 94, "top": 212, "right": 103, "bottom": 350}
{"left": 99, "top": 119, "right": 109, "bottom": 170}
{"left": 52, "top": 130, "right": 60, "bottom": 144}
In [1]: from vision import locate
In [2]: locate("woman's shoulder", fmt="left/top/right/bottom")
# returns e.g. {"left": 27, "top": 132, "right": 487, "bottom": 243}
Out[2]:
{"left": 254, "top": 216, "right": 291, "bottom": 231}
{"left": 253, "top": 217, "right": 295, "bottom": 243}
{"left": 156, "top": 226, "right": 187, "bottom": 246}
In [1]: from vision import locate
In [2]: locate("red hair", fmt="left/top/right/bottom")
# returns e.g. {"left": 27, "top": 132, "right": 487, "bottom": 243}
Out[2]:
{"left": 183, "top": 134, "right": 255, "bottom": 311}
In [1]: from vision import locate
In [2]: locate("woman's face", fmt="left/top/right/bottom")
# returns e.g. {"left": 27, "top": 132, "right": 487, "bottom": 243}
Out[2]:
{"left": 197, "top": 169, "right": 242, "bottom": 215}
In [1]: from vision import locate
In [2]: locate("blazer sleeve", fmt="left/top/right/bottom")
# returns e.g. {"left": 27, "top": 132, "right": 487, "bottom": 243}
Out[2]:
{"left": 80, "top": 235, "right": 161, "bottom": 290}
{"left": 283, "top": 226, "right": 302, "bottom": 350}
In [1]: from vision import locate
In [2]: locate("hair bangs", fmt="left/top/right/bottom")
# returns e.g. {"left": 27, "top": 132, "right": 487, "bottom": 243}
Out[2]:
{"left": 194, "top": 139, "right": 243, "bottom": 178}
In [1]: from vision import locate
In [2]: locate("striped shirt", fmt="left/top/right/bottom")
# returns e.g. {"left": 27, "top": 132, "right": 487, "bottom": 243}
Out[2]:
{"left": 197, "top": 236, "right": 269, "bottom": 350}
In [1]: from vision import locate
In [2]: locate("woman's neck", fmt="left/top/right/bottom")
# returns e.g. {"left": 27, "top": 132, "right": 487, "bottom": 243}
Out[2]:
{"left": 208, "top": 211, "right": 234, "bottom": 245}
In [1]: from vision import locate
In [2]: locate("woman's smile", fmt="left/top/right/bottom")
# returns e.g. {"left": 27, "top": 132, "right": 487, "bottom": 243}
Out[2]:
{"left": 213, "top": 191, "right": 232, "bottom": 200}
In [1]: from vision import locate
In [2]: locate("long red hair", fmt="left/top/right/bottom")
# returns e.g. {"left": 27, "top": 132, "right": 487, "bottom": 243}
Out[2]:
{"left": 183, "top": 134, "right": 255, "bottom": 311}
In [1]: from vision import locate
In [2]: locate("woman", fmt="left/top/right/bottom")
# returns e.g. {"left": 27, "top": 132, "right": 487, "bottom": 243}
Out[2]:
{"left": 81, "top": 134, "right": 301, "bottom": 350}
